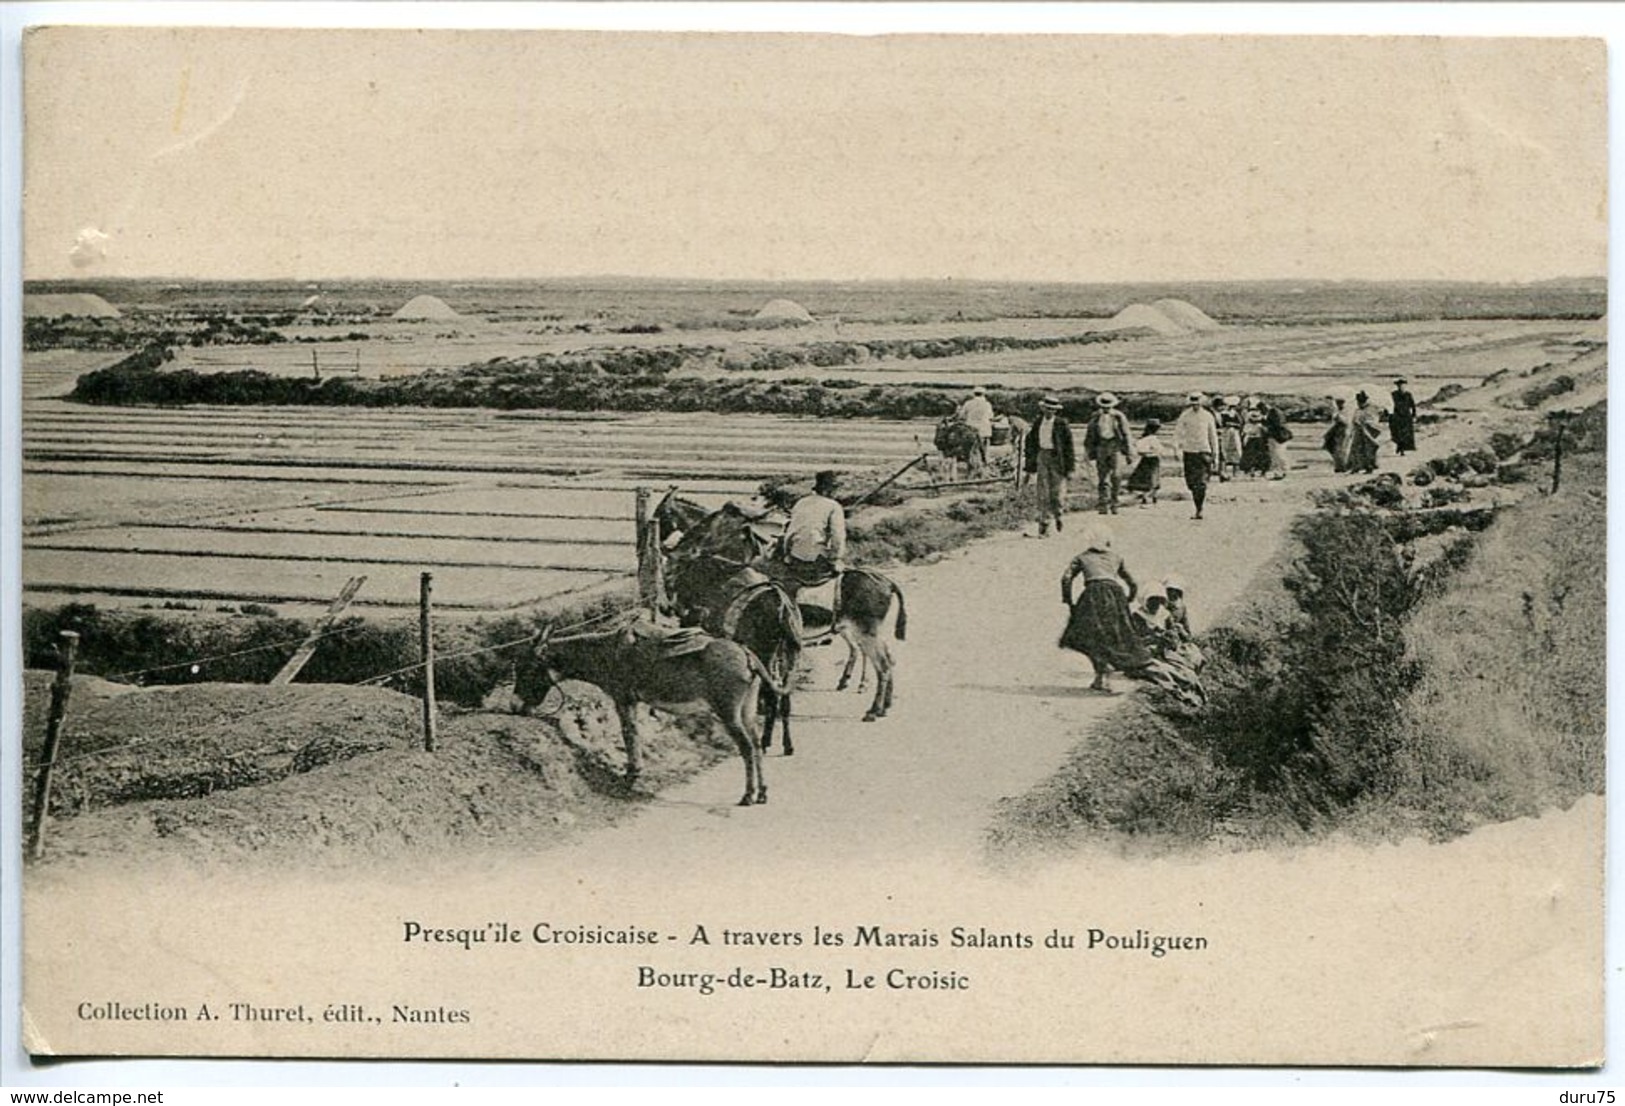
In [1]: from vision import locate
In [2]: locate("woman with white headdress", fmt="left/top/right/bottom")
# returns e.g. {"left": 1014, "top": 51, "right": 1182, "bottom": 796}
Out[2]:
{"left": 1136, "top": 580, "right": 1206, "bottom": 694}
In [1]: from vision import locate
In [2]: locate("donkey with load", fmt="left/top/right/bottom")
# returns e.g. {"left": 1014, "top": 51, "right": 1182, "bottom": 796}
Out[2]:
{"left": 514, "top": 619, "right": 784, "bottom": 806}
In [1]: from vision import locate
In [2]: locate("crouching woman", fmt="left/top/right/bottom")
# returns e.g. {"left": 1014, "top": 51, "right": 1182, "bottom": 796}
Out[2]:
{"left": 1058, "top": 524, "right": 1154, "bottom": 693}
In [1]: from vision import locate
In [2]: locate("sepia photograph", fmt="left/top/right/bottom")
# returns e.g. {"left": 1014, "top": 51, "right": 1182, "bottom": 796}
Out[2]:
{"left": 3, "top": 8, "right": 1611, "bottom": 1078}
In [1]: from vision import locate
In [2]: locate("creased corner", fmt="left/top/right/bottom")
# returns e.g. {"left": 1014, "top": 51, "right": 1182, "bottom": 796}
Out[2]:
{"left": 21, "top": 1005, "right": 55, "bottom": 1057}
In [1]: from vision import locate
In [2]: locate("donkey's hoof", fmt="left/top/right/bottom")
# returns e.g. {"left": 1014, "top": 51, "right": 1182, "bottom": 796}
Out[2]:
{"left": 862, "top": 711, "right": 879, "bottom": 722}
{"left": 737, "top": 793, "right": 755, "bottom": 806}
{"left": 783, "top": 747, "right": 795, "bottom": 757}
{"left": 836, "top": 678, "right": 850, "bottom": 691}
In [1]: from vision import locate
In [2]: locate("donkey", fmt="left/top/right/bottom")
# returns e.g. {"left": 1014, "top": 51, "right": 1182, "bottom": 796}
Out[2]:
{"left": 934, "top": 415, "right": 984, "bottom": 482}
{"left": 663, "top": 558, "right": 804, "bottom": 755}
{"left": 514, "top": 621, "right": 784, "bottom": 806}
{"left": 654, "top": 492, "right": 908, "bottom": 722}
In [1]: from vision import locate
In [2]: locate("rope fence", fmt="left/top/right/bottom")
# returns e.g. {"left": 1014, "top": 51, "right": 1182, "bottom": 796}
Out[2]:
{"left": 23, "top": 487, "right": 669, "bottom": 861}
{"left": 103, "top": 623, "right": 363, "bottom": 683}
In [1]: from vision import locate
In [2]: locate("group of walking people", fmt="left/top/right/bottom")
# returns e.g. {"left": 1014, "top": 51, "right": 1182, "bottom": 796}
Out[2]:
{"left": 1019, "top": 390, "right": 1297, "bottom": 531}
{"left": 938, "top": 378, "right": 1422, "bottom": 706}
{"left": 1322, "top": 378, "right": 1416, "bottom": 474}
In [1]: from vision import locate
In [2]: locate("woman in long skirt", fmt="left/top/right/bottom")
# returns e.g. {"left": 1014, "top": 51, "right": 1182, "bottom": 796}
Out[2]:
{"left": 1348, "top": 391, "right": 1382, "bottom": 474}
{"left": 1239, "top": 402, "right": 1271, "bottom": 476}
{"left": 1263, "top": 404, "right": 1291, "bottom": 479}
{"left": 1124, "top": 419, "right": 1164, "bottom": 505}
{"left": 1218, "top": 397, "right": 1244, "bottom": 481}
{"left": 1059, "top": 525, "right": 1153, "bottom": 692}
{"left": 1322, "top": 397, "right": 1351, "bottom": 472}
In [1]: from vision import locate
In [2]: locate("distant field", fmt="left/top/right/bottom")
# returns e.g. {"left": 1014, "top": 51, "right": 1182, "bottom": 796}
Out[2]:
{"left": 20, "top": 349, "right": 134, "bottom": 399}
{"left": 21, "top": 406, "right": 926, "bottom": 615}
{"left": 679, "top": 320, "right": 1581, "bottom": 398}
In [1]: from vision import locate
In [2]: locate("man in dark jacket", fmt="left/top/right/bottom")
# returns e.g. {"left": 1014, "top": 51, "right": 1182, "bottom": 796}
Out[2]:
{"left": 1389, "top": 378, "right": 1417, "bottom": 455}
{"left": 1024, "top": 394, "right": 1076, "bottom": 536}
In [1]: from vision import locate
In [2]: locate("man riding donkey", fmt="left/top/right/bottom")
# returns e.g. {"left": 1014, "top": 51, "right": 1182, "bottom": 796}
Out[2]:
{"left": 762, "top": 470, "right": 904, "bottom": 721}
{"left": 655, "top": 470, "right": 905, "bottom": 724}
{"left": 775, "top": 469, "right": 847, "bottom": 593}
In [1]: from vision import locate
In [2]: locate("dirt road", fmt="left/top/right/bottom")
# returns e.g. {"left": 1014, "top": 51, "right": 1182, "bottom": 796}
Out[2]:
{"left": 556, "top": 471, "right": 1313, "bottom": 874}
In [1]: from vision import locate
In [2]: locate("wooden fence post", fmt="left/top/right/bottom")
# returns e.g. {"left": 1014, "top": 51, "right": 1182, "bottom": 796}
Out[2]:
{"left": 649, "top": 503, "right": 665, "bottom": 618}
{"left": 634, "top": 487, "right": 662, "bottom": 618}
{"left": 1550, "top": 411, "right": 1567, "bottom": 494}
{"left": 420, "top": 572, "right": 437, "bottom": 753}
{"left": 270, "top": 575, "right": 366, "bottom": 686}
{"left": 28, "top": 631, "right": 80, "bottom": 862}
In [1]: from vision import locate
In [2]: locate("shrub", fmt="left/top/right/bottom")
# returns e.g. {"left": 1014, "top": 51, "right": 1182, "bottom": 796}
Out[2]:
{"left": 1518, "top": 373, "right": 1576, "bottom": 408}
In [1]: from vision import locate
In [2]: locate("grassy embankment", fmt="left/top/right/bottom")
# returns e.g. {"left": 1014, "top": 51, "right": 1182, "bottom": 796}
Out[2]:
{"left": 990, "top": 403, "right": 1606, "bottom": 853}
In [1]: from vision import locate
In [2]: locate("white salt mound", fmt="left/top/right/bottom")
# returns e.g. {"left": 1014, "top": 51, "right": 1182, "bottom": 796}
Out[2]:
{"left": 393, "top": 294, "right": 462, "bottom": 320}
{"left": 754, "top": 298, "right": 815, "bottom": 323}
{"left": 1151, "top": 298, "right": 1221, "bottom": 332}
{"left": 1105, "top": 303, "right": 1186, "bottom": 336}
{"left": 24, "top": 293, "right": 121, "bottom": 318}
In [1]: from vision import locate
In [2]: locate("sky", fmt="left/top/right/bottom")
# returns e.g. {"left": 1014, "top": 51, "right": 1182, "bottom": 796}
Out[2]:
{"left": 20, "top": 25, "right": 1608, "bottom": 284}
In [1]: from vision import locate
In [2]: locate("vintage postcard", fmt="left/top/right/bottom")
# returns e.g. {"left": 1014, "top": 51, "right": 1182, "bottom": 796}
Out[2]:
{"left": 11, "top": 24, "right": 1607, "bottom": 1067}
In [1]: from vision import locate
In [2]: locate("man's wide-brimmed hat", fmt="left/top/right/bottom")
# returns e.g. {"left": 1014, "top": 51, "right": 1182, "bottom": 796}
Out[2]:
{"left": 1394, "top": 377, "right": 1408, "bottom": 385}
{"left": 814, "top": 470, "right": 839, "bottom": 492}
{"left": 1224, "top": 394, "right": 1241, "bottom": 406}
{"left": 1039, "top": 395, "right": 1063, "bottom": 410}
{"left": 973, "top": 385, "right": 986, "bottom": 395}
{"left": 1096, "top": 392, "right": 1119, "bottom": 408}
{"left": 1144, "top": 418, "right": 1162, "bottom": 433}
{"left": 1356, "top": 390, "right": 1370, "bottom": 403}
{"left": 1186, "top": 392, "right": 1204, "bottom": 404}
